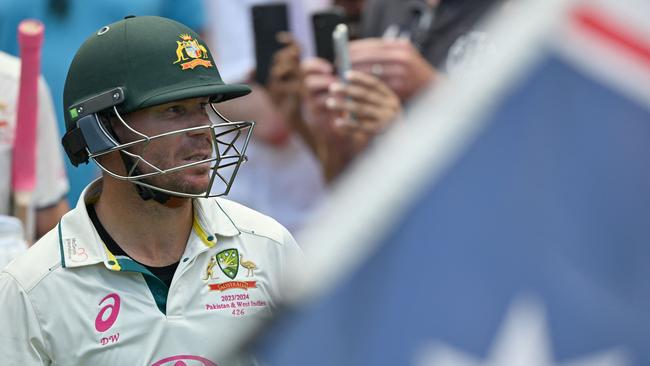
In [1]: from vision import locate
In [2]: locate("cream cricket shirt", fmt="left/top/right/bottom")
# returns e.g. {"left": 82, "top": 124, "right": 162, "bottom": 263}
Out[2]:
{"left": 0, "top": 180, "right": 301, "bottom": 365}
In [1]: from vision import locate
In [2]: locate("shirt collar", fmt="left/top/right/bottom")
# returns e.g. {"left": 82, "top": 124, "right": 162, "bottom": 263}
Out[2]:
{"left": 57, "top": 179, "right": 241, "bottom": 270}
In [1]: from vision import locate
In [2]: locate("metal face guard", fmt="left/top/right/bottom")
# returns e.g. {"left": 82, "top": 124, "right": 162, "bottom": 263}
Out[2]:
{"left": 90, "top": 104, "right": 254, "bottom": 198}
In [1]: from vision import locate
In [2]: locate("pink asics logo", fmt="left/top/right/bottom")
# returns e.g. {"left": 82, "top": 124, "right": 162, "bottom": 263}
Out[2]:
{"left": 95, "top": 293, "right": 121, "bottom": 332}
{"left": 151, "top": 355, "right": 217, "bottom": 366}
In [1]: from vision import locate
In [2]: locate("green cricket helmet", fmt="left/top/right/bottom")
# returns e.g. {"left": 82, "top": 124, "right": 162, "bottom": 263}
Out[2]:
{"left": 61, "top": 15, "right": 255, "bottom": 201}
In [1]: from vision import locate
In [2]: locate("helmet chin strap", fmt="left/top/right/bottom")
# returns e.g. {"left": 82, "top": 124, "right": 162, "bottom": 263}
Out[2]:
{"left": 135, "top": 183, "right": 188, "bottom": 208}
{"left": 124, "top": 152, "right": 206, "bottom": 209}
{"left": 122, "top": 156, "right": 192, "bottom": 208}
{"left": 119, "top": 152, "right": 172, "bottom": 205}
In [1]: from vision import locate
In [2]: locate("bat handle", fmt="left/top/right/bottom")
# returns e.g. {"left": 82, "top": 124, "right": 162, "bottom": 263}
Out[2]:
{"left": 18, "top": 20, "right": 44, "bottom": 48}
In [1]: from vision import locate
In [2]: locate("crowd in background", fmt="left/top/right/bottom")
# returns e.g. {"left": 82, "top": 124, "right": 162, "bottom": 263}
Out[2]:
{"left": 0, "top": 0, "right": 507, "bottom": 245}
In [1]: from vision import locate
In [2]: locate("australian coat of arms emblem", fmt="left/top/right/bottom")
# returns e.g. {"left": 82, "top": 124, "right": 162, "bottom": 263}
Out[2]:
{"left": 173, "top": 34, "right": 213, "bottom": 70}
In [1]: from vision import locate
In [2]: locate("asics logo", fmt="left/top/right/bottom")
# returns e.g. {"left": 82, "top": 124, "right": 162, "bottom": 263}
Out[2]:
{"left": 95, "top": 293, "right": 121, "bottom": 332}
{"left": 151, "top": 355, "right": 217, "bottom": 366}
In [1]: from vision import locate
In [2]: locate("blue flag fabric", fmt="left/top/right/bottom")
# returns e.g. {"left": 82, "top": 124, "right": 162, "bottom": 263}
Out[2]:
{"left": 254, "top": 5, "right": 650, "bottom": 366}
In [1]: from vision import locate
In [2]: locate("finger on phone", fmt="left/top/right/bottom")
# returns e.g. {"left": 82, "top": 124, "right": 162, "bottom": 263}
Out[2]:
{"left": 326, "top": 96, "right": 381, "bottom": 121}
{"left": 304, "top": 73, "right": 336, "bottom": 94}
{"left": 328, "top": 81, "right": 384, "bottom": 107}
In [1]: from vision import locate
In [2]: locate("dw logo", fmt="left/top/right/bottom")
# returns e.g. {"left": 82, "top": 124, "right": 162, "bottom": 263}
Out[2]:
{"left": 95, "top": 293, "right": 121, "bottom": 346}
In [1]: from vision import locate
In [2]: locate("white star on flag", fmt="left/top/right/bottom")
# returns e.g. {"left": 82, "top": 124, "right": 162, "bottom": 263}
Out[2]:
{"left": 414, "top": 296, "right": 629, "bottom": 366}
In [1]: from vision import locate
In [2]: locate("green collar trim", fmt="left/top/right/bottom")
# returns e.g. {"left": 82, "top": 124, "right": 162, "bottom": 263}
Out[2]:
{"left": 57, "top": 221, "right": 66, "bottom": 268}
{"left": 101, "top": 245, "right": 168, "bottom": 315}
{"left": 113, "top": 256, "right": 169, "bottom": 315}
{"left": 142, "top": 274, "right": 169, "bottom": 315}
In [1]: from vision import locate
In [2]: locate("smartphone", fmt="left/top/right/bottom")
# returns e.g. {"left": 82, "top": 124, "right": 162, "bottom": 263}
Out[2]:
{"left": 333, "top": 23, "right": 351, "bottom": 82}
{"left": 312, "top": 8, "right": 345, "bottom": 64}
{"left": 251, "top": 3, "right": 289, "bottom": 85}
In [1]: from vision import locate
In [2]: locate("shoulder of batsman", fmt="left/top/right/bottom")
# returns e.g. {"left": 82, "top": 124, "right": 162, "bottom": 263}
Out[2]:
{"left": 206, "top": 197, "right": 292, "bottom": 245}
{"left": 2, "top": 228, "right": 62, "bottom": 292}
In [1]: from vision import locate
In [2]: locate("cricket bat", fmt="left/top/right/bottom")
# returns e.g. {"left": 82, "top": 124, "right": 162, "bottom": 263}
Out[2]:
{"left": 11, "top": 19, "right": 44, "bottom": 244}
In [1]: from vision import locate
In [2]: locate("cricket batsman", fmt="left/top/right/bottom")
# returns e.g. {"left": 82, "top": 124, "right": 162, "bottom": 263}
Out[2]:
{"left": 0, "top": 15, "right": 301, "bottom": 365}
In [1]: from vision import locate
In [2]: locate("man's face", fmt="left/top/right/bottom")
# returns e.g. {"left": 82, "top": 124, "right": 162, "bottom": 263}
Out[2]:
{"left": 112, "top": 96, "right": 215, "bottom": 195}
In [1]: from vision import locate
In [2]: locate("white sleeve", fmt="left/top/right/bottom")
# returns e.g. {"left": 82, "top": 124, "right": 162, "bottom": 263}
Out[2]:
{"left": 33, "top": 77, "right": 69, "bottom": 209}
{"left": 0, "top": 272, "right": 51, "bottom": 365}
{"left": 279, "top": 226, "right": 305, "bottom": 302}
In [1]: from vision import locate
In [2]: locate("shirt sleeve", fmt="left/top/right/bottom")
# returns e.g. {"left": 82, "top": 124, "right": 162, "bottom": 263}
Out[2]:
{"left": 0, "top": 272, "right": 51, "bottom": 365}
{"left": 32, "top": 77, "right": 69, "bottom": 209}
{"left": 279, "top": 226, "right": 305, "bottom": 303}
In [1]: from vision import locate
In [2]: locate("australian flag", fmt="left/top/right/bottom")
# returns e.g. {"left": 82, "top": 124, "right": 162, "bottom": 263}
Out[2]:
{"left": 252, "top": 0, "right": 650, "bottom": 365}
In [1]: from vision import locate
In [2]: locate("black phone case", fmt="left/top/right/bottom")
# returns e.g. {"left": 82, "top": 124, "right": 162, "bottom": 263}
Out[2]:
{"left": 312, "top": 9, "right": 345, "bottom": 64}
{"left": 252, "top": 3, "right": 289, "bottom": 85}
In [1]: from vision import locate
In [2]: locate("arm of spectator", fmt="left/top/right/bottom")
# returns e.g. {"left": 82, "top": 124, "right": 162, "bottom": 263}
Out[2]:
{"left": 266, "top": 32, "right": 318, "bottom": 151}
{"left": 300, "top": 57, "right": 353, "bottom": 181}
{"left": 301, "top": 57, "right": 337, "bottom": 134}
{"left": 268, "top": 33, "right": 301, "bottom": 113}
{"left": 350, "top": 38, "right": 439, "bottom": 101}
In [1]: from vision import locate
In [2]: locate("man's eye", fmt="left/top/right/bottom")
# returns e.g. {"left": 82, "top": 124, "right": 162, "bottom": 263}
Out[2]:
{"left": 166, "top": 106, "right": 185, "bottom": 115}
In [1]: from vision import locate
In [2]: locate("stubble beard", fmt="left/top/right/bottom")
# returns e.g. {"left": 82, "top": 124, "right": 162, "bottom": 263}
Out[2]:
{"left": 149, "top": 166, "right": 212, "bottom": 195}
{"left": 136, "top": 146, "right": 213, "bottom": 196}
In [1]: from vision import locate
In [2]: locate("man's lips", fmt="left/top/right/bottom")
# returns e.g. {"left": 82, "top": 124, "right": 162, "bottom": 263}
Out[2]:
{"left": 183, "top": 152, "right": 211, "bottom": 162}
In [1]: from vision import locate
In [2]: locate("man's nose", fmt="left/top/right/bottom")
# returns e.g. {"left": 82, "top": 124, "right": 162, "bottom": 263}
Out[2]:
{"left": 185, "top": 111, "right": 212, "bottom": 136}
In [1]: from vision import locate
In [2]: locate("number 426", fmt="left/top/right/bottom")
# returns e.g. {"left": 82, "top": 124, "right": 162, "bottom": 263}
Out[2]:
{"left": 232, "top": 309, "right": 245, "bottom": 316}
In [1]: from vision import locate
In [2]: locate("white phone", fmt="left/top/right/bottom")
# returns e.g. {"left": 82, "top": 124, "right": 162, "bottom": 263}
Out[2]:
{"left": 332, "top": 23, "right": 356, "bottom": 123}
{"left": 333, "top": 23, "right": 351, "bottom": 82}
